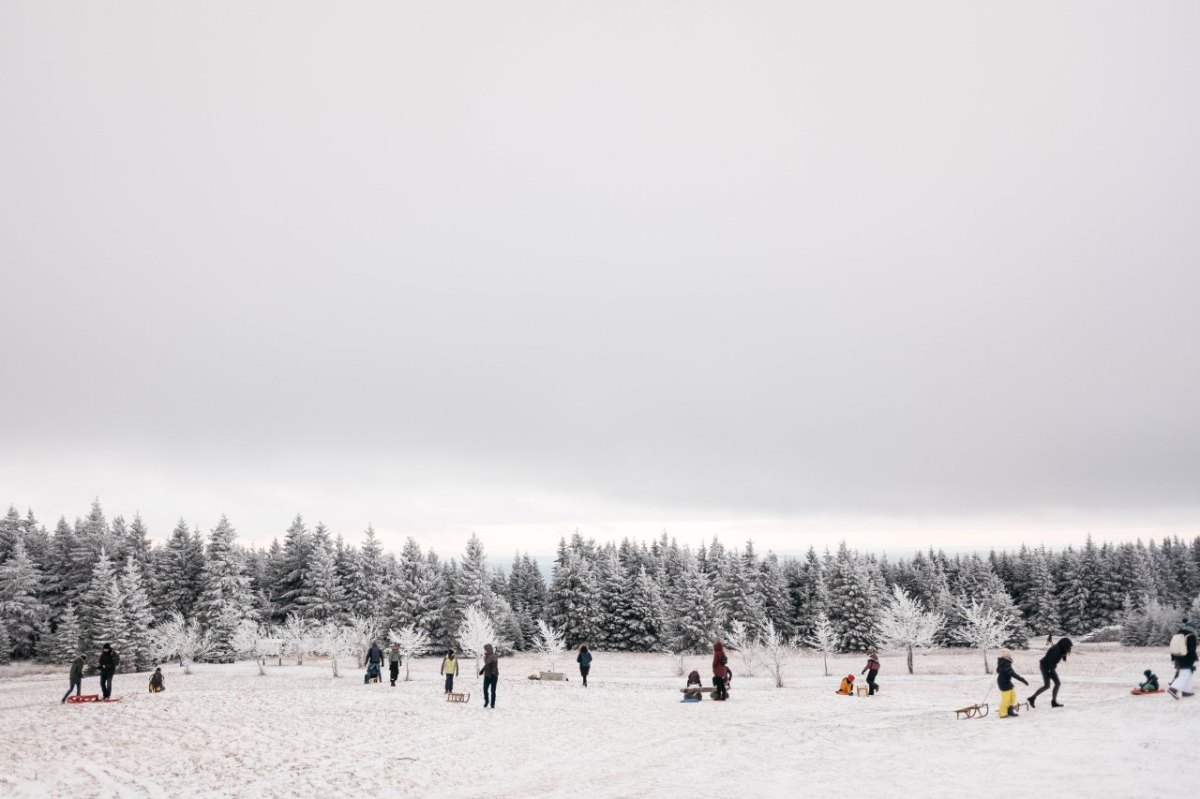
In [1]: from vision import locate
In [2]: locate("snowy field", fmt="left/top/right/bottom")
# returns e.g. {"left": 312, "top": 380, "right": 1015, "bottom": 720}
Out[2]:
{"left": 0, "top": 645, "right": 1194, "bottom": 799}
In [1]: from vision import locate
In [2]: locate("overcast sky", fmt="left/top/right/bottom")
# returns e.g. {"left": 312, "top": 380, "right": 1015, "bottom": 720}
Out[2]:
{"left": 1, "top": 1, "right": 1198, "bottom": 556}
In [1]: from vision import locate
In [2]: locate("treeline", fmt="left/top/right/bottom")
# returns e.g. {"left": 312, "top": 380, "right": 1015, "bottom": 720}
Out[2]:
{"left": 1, "top": 499, "right": 1198, "bottom": 667}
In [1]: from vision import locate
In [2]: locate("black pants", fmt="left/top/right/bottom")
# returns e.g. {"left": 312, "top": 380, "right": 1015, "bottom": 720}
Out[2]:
{"left": 390, "top": 662, "right": 400, "bottom": 685}
{"left": 713, "top": 675, "right": 727, "bottom": 700}
{"left": 580, "top": 665, "right": 590, "bottom": 686}
{"left": 1030, "top": 665, "right": 1060, "bottom": 703}
{"left": 444, "top": 674, "right": 455, "bottom": 693}
{"left": 100, "top": 670, "right": 114, "bottom": 699}
{"left": 62, "top": 677, "right": 82, "bottom": 703}
{"left": 482, "top": 674, "right": 497, "bottom": 707}
{"left": 866, "top": 669, "right": 878, "bottom": 695}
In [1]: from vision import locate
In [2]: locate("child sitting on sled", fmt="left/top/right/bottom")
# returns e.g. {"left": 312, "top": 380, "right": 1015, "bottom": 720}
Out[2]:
{"left": 1138, "top": 669, "right": 1159, "bottom": 692}
{"left": 148, "top": 667, "right": 165, "bottom": 693}
{"left": 684, "top": 669, "right": 703, "bottom": 700}
{"left": 836, "top": 674, "right": 855, "bottom": 695}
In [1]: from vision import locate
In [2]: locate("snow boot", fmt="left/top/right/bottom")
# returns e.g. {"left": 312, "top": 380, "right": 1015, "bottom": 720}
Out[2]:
{"left": 1183, "top": 692, "right": 1195, "bottom": 698}
{"left": 1027, "top": 695, "right": 1036, "bottom": 709}
{"left": 1051, "top": 701, "right": 1063, "bottom": 708}
{"left": 1168, "top": 687, "right": 1180, "bottom": 699}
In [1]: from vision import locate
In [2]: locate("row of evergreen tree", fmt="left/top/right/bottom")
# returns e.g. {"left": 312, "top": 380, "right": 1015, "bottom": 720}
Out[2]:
{"left": 1, "top": 500, "right": 1198, "bottom": 666}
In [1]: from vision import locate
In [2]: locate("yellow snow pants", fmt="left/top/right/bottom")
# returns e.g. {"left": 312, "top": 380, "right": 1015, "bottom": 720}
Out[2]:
{"left": 998, "top": 689, "right": 1016, "bottom": 717}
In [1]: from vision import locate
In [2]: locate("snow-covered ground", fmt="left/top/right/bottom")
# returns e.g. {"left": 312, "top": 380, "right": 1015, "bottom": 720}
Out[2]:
{"left": 0, "top": 645, "right": 1194, "bottom": 798}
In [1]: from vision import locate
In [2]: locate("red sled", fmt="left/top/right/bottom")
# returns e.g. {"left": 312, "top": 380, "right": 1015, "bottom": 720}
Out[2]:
{"left": 66, "top": 694, "right": 121, "bottom": 703}
{"left": 1130, "top": 689, "right": 1164, "bottom": 695}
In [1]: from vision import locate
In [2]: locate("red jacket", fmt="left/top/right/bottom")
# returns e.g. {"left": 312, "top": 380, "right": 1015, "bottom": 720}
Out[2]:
{"left": 712, "top": 643, "right": 728, "bottom": 678}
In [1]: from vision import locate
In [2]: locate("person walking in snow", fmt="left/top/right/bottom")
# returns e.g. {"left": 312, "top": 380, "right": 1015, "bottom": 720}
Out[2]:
{"left": 61, "top": 654, "right": 86, "bottom": 703}
{"left": 479, "top": 643, "right": 499, "bottom": 708}
{"left": 364, "top": 641, "right": 384, "bottom": 684}
{"left": 861, "top": 651, "right": 881, "bottom": 695}
{"left": 577, "top": 645, "right": 592, "bottom": 687}
{"left": 712, "top": 641, "right": 730, "bottom": 701}
{"left": 1028, "top": 637, "right": 1072, "bottom": 708}
{"left": 388, "top": 644, "right": 402, "bottom": 687}
{"left": 996, "top": 648, "right": 1028, "bottom": 718}
{"left": 148, "top": 667, "right": 165, "bottom": 693}
{"left": 98, "top": 643, "right": 119, "bottom": 700}
{"left": 441, "top": 650, "right": 460, "bottom": 694}
{"left": 1167, "top": 620, "right": 1197, "bottom": 699}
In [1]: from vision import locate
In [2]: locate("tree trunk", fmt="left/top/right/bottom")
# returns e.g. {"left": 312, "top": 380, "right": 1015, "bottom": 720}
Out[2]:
{"left": 822, "top": 653, "right": 828, "bottom": 677}
{"left": 907, "top": 645, "right": 914, "bottom": 674}
{"left": 983, "top": 648, "right": 991, "bottom": 674}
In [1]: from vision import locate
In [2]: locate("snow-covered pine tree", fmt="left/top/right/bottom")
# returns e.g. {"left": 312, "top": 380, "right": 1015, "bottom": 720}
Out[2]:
{"left": 824, "top": 543, "right": 879, "bottom": 652}
{"left": 0, "top": 537, "right": 47, "bottom": 658}
{"left": 786, "top": 547, "right": 826, "bottom": 640}
{"left": 668, "top": 555, "right": 721, "bottom": 653}
{"left": 547, "top": 550, "right": 599, "bottom": 648}
{"left": 273, "top": 515, "right": 313, "bottom": 621}
{"left": 389, "top": 538, "right": 442, "bottom": 641}
{"left": 455, "top": 533, "right": 495, "bottom": 622}
{"left": 119, "top": 558, "right": 155, "bottom": 672}
{"left": 621, "top": 565, "right": 667, "bottom": 652}
{"left": 196, "top": 515, "right": 255, "bottom": 662}
{"left": 0, "top": 623, "right": 9, "bottom": 664}
{"left": 758, "top": 553, "right": 795, "bottom": 639}
{"left": 302, "top": 536, "right": 345, "bottom": 622}
{"left": 715, "top": 550, "right": 766, "bottom": 632}
{"left": 79, "top": 548, "right": 125, "bottom": 658}
{"left": 157, "top": 519, "right": 205, "bottom": 620}
{"left": 1021, "top": 548, "right": 1061, "bottom": 636}
{"left": 45, "top": 603, "right": 82, "bottom": 663}
{"left": 595, "top": 550, "right": 628, "bottom": 650}
{"left": 0, "top": 505, "right": 22, "bottom": 563}
{"left": 356, "top": 525, "right": 389, "bottom": 618}
{"left": 1057, "top": 548, "right": 1091, "bottom": 635}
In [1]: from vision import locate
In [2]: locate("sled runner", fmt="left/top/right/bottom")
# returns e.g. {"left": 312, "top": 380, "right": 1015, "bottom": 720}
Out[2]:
{"left": 445, "top": 692, "right": 470, "bottom": 703}
{"left": 856, "top": 685, "right": 871, "bottom": 697}
{"left": 66, "top": 695, "right": 121, "bottom": 704}
{"left": 954, "top": 703, "right": 989, "bottom": 719}
{"left": 1131, "top": 688, "right": 1164, "bottom": 695}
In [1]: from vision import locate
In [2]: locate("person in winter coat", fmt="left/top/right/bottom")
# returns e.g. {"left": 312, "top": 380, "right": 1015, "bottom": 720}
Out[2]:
{"left": 1167, "top": 620, "right": 1197, "bottom": 699}
{"left": 363, "top": 641, "right": 384, "bottom": 684}
{"left": 388, "top": 644, "right": 402, "bottom": 687}
{"left": 577, "top": 645, "right": 593, "bottom": 687}
{"left": 1138, "top": 669, "right": 1159, "bottom": 692}
{"left": 1028, "top": 637, "right": 1072, "bottom": 708}
{"left": 61, "top": 654, "right": 86, "bottom": 703}
{"left": 996, "top": 648, "right": 1028, "bottom": 718}
{"left": 836, "top": 674, "right": 855, "bottom": 695}
{"left": 684, "top": 670, "right": 703, "bottom": 700}
{"left": 479, "top": 643, "right": 499, "bottom": 708}
{"left": 148, "top": 667, "right": 165, "bottom": 693}
{"left": 441, "top": 650, "right": 460, "bottom": 694}
{"left": 712, "top": 641, "right": 730, "bottom": 701}
{"left": 862, "top": 651, "right": 881, "bottom": 695}
{"left": 98, "top": 643, "right": 119, "bottom": 700}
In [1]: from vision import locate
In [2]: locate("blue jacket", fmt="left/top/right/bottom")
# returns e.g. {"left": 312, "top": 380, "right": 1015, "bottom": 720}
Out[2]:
{"left": 577, "top": 651, "right": 592, "bottom": 668}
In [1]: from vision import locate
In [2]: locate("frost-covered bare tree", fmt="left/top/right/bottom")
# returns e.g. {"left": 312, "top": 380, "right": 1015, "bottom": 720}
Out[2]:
{"left": 534, "top": 619, "right": 566, "bottom": 672}
{"left": 231, "top": 620, "right": 280, "bottom": 676}
{"left": 876, "top": 585, "right": 944, "bottom": 674}
{"left": 724, "top": 619, "right": 760, "bottom": 677}
{"left": 315, "top": 622, "right": 356, "bottom": 678}
{"left": 662, "top": 648, "right": 687, "bottom": 677}
{"left": 151, "top": 611, "right": 213, "bottom": 675}
{"left": 805, "top": 611, "right": 838, "bottom": 677}
{"left": 758, "top": 620, "right": 795, "bottom": 688}
{"left": 280, "top": 614, "right": 312, "bottom": 665}
{"left": 344, "top": 614, "right": 380, "bottom": 668}
{"left": 954, "top": 599, "right": 1014, "bottom": 674}
{"left": 457, "top": 603, "right": 500, "bottom": 674}
{"left": 388, "top": 624, "right": 430, "bottom": 682}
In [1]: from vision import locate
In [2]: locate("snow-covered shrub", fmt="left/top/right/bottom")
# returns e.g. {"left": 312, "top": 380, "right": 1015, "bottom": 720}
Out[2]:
{"left": 151, "top": 611, "right": 213, "bottom": 674}
{"left": 875, "top": 585, "right": 943, "bottom": 674}
{"left": 389, "top": 624, "right": 430, "bottom": 681}
{"left": 724, "top": 619, "right": 760, "bottom": 677}
{"left": 534, "top": 619, "right": 566, "bottom": 672}
{"left": 1120, "top": 600, "right": 1181, "bottom": 647}
{"left": 804, "top": 612, "right": 837, "bottom": 677}
{"left": 280, "top": 614, "right": 312, "bottom": 665}
{"left": 953, "top": 599, "right": 1013, "bottom": 674}
{"left": 314, "top": 622, "right": 356, "bottom": 678}
{"left": 344, "top": 614, "right": 380, "bottom": 668}
{"left": 758, "top": 620, "right": 796, "bottom": 688}
{"left": 458, "top": 603, "right": 508, "bottom": 674}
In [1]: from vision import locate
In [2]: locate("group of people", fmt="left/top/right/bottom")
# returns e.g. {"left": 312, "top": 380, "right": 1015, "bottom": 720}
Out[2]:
{"left": 60, "top": 643, "right": 122, "bottom": 704}
{"left": 834, "top": 651, "right": 881, "bottom": 696}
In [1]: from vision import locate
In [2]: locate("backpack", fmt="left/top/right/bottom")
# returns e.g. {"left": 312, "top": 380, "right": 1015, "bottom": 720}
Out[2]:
{"left": 1169, "top": 633, "right": 1189, "bottom": 656}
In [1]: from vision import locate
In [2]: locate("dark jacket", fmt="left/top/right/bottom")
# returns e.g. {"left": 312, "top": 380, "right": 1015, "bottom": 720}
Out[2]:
{"left": 1039, "top": 638, "right": 1072, "bottom": 670}
{"left": 996, "top": 656, "right": 1028, "bottom": 691}
{"left": 99, "top": 649, "right": 119, "bottom": 673}
{"left": 366, "top": 645, "right": 383, "bottom": 666}
{"left": 69, "top": 656, "right": 85, "bottom": 682}
{"left": 480, "top": 645, "right": 499, "bottom": 677}
{"left": 712, "top": 643, "right": 728, "bottom": 679}
{"left": 577, "top": 650, "right": 592, "bottom": 668}
{"left": 149, "top": 671, "right": 164, "bottom": 690}
{"left": 1173, "top": 626, "right": 1198, "bottom": 669}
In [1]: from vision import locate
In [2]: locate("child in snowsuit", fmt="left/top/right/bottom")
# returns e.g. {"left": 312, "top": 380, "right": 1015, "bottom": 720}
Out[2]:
{"left": 996, "top": 649, "right": 1027, "bottom": 718}
{"left": 1138, "top": 670, "right": 1159, "bottom": 692}
{"left": 862, "top": 651, "right": 881, "bottom": 695}
{"left": 684, "top": 670, "right": 703, "bottom": 700}
{"left": 1028, "top": 637, "right": 1071, "bottom": 708}
{"left": 388, "top": 645, "right": 402, "bottom": 687}
{"left": 148, "top": 667, "right": 165, "bottom": 693}
{"left": 837, "top": 674, "right": 855, "bottom": 695}
{"left": 441, "top": 650, "right": 459, "bottom": 694}
{"left": 61, "top": 655, "right": 85, "bottom": 703}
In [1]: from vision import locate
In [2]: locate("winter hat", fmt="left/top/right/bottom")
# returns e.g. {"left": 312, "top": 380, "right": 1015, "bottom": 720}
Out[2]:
{"left": 1144, "top": 669, "right": 1153, "bottom": 678}
{"left": 847, "top": 674, "right": 855, "bottom": 682}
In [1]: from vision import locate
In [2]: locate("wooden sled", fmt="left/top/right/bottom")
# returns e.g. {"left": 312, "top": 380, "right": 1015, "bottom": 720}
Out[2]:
{"left": 856, "top": 685, "right": 871, "bottom": 697}
{"left": 1131, "top": 688, "right": 1164, "bottom": 695}
{"left": 954, "top": 703, "right": 988, "bottom": 719}
{"left": 445, "top": 692, "right": 470, "bottom": 703}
